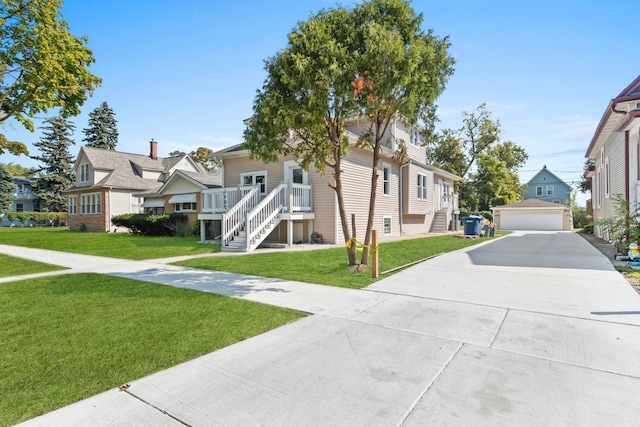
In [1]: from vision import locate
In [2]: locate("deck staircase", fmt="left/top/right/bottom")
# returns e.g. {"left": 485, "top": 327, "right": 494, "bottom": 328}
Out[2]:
{"left": 222, "top": 183, "right": 287, "bottom": 252}
{"left": 430, "top": 209, "right": 449, "bottom": 233}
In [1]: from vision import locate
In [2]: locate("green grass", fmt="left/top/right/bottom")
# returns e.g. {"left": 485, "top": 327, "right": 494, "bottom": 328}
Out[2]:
{"left": 0, "top": 227, "right": 219, "bottom": 260}
{"left": 0, "top": 273, "right": 305, "bottom": 425}
{"left": 175, "top": 234, "right": 498, "bottom": 288}
{"left": 0, "top": 253, "right": 66, "bottom": 278}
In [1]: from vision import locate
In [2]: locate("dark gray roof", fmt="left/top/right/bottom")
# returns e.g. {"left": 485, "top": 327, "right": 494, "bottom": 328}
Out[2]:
{"left": 178, "top": 169, "right": 222, "bottom": 188}
{"left": 69, "top": 146, "right": 205, "bottom": 192}
{"left": 493, "top": 199, "right": 568, "bottom": 209}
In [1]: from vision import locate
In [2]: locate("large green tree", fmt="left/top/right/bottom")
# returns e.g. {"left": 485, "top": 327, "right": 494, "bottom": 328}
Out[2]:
{"left": 349, "top": 0, "right": 454, "bottom": 264}
{"left": 245, "top": 0, "right": 453, "bottom": 265}
{"left": 0, "top": 163, "right": 14, "bottom": 213}
{"left": 0, "top": 0, "right": 101, "bottom": 156}
{"left": 30, "top": 116, "right": 75, "bottom": 212}
{"left": 428, "top": 103, "right": 527, "bottom": 211}
{"left": 83, "top": 102, "right": 118, "bottom": 150}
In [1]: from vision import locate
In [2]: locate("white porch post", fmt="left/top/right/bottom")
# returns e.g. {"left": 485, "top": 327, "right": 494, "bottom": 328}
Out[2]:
{"left": 287, "top": 219, "right": 293, "bottom": 246}
{"left": 199, "top": 220, "right": 206, "bottom": 242}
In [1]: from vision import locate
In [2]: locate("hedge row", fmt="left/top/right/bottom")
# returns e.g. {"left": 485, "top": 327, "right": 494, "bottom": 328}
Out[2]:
{"left": 2, "top": 212, "right": 67, "bottom": 226}
{"left": 111, "top": 213, "right": 188, "bottom": 236}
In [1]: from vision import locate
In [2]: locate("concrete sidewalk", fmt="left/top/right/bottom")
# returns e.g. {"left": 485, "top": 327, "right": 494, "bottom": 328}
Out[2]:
{"left": 4, "top": 231, "right": 640, "bottom": 426}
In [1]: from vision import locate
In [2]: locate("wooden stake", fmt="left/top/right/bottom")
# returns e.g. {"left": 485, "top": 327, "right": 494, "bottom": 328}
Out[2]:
{"left": 371, "top": 229, "right": 378, "bottom": 278}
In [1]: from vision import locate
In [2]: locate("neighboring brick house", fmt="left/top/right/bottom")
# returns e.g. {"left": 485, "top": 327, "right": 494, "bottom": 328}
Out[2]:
{"left": 199, "top": 117, "right": 462, "bottom": 252}
{"left": 66, "top": 140, "right": 206, "bottom": 232}
{"left": 523, "top": 165, "right": 572, "bottom": 204}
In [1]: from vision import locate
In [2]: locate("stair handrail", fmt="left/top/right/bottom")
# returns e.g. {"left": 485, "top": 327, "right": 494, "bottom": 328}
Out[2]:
{"left": 245, "top": 182, "right": 287, "bottom": 250}
{"left": 221, "top": 185, "right": 260, "bottom": 246}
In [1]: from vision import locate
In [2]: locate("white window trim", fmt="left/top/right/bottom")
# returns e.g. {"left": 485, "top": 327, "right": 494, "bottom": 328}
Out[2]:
{"left": 417, "top": 173, "right": 428, "bottom": 200}
{"left": 79, "top": 163, "right": 90, "bottom": 183}
{"left": 383, "top": 215, "right": 392, "bottom": 236}
{"left": 240, "top": 171, "right": 267, "bottom": 195}
{"left": 68, "top": 196, "right": 77, "bottom": 215}
{"left": 382, "top": 163, "right": 391, "bottom": 196}
{"left": 536, "top": 186, "right": 543, "bottom": 196}
{"left": 604, "top": 157, "right": 610, "bottom": 198}
{"left": 174, "top": 202, "right": 197, "bottom": 212}
{"left": 546, "top": 185, "right": 554, "bottom": 196}
{"left": 80, "top": 192, "right": 102, "bottom": 215}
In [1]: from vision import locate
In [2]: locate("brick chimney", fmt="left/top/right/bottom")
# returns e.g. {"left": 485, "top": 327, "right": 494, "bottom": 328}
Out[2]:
{"left": 149, "top": 139, "right": 158, "bottom": 160}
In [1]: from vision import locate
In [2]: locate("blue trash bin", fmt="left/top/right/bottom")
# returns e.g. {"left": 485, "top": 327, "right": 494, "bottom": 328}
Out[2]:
{"left": 463, "top": 215, "right": 483, "bottom": 236}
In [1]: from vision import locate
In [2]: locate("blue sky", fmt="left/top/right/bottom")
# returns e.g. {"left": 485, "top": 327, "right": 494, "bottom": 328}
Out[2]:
{"left": 2, "top": 0, "right": 639, "bottom": 206}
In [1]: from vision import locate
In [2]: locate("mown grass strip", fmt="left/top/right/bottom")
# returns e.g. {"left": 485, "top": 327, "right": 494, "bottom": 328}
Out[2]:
{"left": 0, "top": 274, "right": 304, "bottom": 425}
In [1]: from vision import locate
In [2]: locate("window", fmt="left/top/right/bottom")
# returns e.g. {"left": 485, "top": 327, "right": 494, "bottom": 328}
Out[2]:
{"left": 81, "top": 193, "right": 101, "bottom": 214}
{"left": 536, "top": 186, "right": 543, "bottom": 196}
{"left": 546, "top": 185, "right": 554, "bottom": 196}
{"left": 417, "top": 173, "right": 428, "bottom": 200}
{"left": 16, "top": 203, "right": 23, "bottom": 212}
{"left": 410, "top": 129, "right": 419, "bottom": 146}
{"left": 383, "top": 216, "right": 392, "bottom": 235}
{"left": 605, "top": 157, "right": 610, "bottom": 198}
{"left": 382, "top": 164, "right": 390, "bottom": 196}
{"left": 174, "top": 202, "right": 196, "bottom": 212}
{"left": 80, "top": 163, "right": 90, "bottom": 182}
{"left": 241, "top": 172, "right": 267, "bottom": 195}
{"left": 68, "top": 196, "right": 77, "bottom": 215}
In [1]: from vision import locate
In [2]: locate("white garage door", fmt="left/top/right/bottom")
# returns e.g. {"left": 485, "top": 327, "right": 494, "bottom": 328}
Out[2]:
{"left": 500, "top": 210, "right": 563, "bottom": 231}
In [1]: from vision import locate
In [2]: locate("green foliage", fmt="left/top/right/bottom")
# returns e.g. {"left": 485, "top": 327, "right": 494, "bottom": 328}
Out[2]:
{"left": 0, "top": 164, "right": 13, "bottom": 213}
{"left": 82, "top": 101, "right": 118, "bottom": 150}
{"left": 594, "top": 194, "right": 640, "bottom": 250}
{"left": 244, "top": 0, "right": 454, "bottom": 265}
{"left": 459, "top": 209, "right": 493, "bottom": 222}
{"left": 0, "top": 0, "right": 101, "bottom": 155}
{"left": 0, "top": 273, "right": 303, "bottom": 425}
{"left": 111, "top": 213, "right": 188, "bottom": 236}
{"left": 169, "top": 146, "right": 218, "bottom": 171}
{"left": 30, "top": 116, "right": 76, "bottom": 212}
{"left": 6, "top": 211, "right": 66, "bottom": 226}
{"left": 430, "top": 104, "right": 528, "bottom": 211}
{"left": 0, "top": 162, "right": 37, "bottom": 177}
{"left": 579, "top": 158, "right": 594, "bottom": 193}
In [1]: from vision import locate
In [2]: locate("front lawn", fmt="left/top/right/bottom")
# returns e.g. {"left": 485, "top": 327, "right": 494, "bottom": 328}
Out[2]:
{"left": 0, "top": 253, "right": 66, "bottom": 278}
{"left": 175, "top": 234, "right": 497, "bottom": 288}
{"left": 0, "top": 274, "right": 305, "bottom": 425}
{"left": 0, "top": 227, "right": 219, "bottom": 260}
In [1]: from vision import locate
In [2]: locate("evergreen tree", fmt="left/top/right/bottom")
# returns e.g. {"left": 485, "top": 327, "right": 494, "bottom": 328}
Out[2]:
{"left": 0, "top": 164, "right": 14, "bottom": 214}
{"left": 83, "top": 102, "right": 118, "bottom": 150}
{"left": 31, "top": 116, "right": 76, "bottom": 212}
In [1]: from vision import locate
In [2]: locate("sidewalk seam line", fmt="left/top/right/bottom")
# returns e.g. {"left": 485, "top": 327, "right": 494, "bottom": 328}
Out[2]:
{"left": 489, "top": 309, "right": 509, "bottom": 347}
{"left": 123, "top": 389, "right": 193, "bottom": 426}
{"left": 396, "top": 342, "right": 464, "bottom": 427}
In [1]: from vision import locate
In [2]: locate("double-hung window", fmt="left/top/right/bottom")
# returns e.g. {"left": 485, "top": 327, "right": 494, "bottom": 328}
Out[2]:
{"left": 80, "top": 163, "right": 90, "bottom": 183}
{"left": 546, "top": 185, "right": 554, "bottom": 196}
{"left": 81, "top": 193, "right": 101, "bottom": 214}
{"left": 536, "top": 186, "right": 543, "bottom": 196}
{"left": 417, "top": 173, "right": 428, "bottom": 200}
{"left": 382, "top": 164, "right": 390, "bottom": 196}
{"left": 68, "top": 196, "right": 77, "bottom": 215}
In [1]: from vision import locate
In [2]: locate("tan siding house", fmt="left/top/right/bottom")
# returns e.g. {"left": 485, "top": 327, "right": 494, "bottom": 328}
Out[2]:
{"left": 201, "top": 117, "right": 461, "bottom": 252}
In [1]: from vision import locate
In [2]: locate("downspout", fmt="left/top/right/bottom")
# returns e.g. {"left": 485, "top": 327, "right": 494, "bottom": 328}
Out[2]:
{"left": 399, "top": 160, "right": 411, "bottom": 235}
{"left": 109, "top": 187, "right": 113, "bottom": 232}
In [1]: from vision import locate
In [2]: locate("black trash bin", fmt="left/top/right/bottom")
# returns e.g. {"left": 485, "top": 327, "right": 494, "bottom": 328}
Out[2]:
{"left": 463, "top": 215, "right": 483, "bottom": 236}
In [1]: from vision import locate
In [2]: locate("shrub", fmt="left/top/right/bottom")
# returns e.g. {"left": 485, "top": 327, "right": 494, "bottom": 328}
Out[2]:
{"left": 111, "top": 213, "right": 188, "bottom": 236}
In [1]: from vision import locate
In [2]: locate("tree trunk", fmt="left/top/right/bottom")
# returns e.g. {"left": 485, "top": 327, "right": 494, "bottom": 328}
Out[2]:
{"left": 332, "top": 153, "right": 357, "bottom": 265}
{"left": 361, "top": 143, "right": 382, "bottom": 265}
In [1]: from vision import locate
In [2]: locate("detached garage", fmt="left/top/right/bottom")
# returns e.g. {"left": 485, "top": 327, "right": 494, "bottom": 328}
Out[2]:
{"left": 492, "top": 199, "right": 573, "bottom": 231}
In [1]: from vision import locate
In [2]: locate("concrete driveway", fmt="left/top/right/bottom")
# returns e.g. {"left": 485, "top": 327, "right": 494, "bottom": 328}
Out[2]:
{"left": 12, "top": 231, "right": 640, "bottom": 426}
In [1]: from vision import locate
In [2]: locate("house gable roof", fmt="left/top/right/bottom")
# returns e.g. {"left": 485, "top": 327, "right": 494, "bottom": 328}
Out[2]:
{"left": 155, "top": 169, "right": 222, "bottom": 196}
{"left": 526, "top": 166, "right": 571, "bottom": 191}
{"left": 586, "top": 75, "right": 640, "bottom": 158}
{"left": 70, "top": 146, "right": 206, "bottom": 192}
